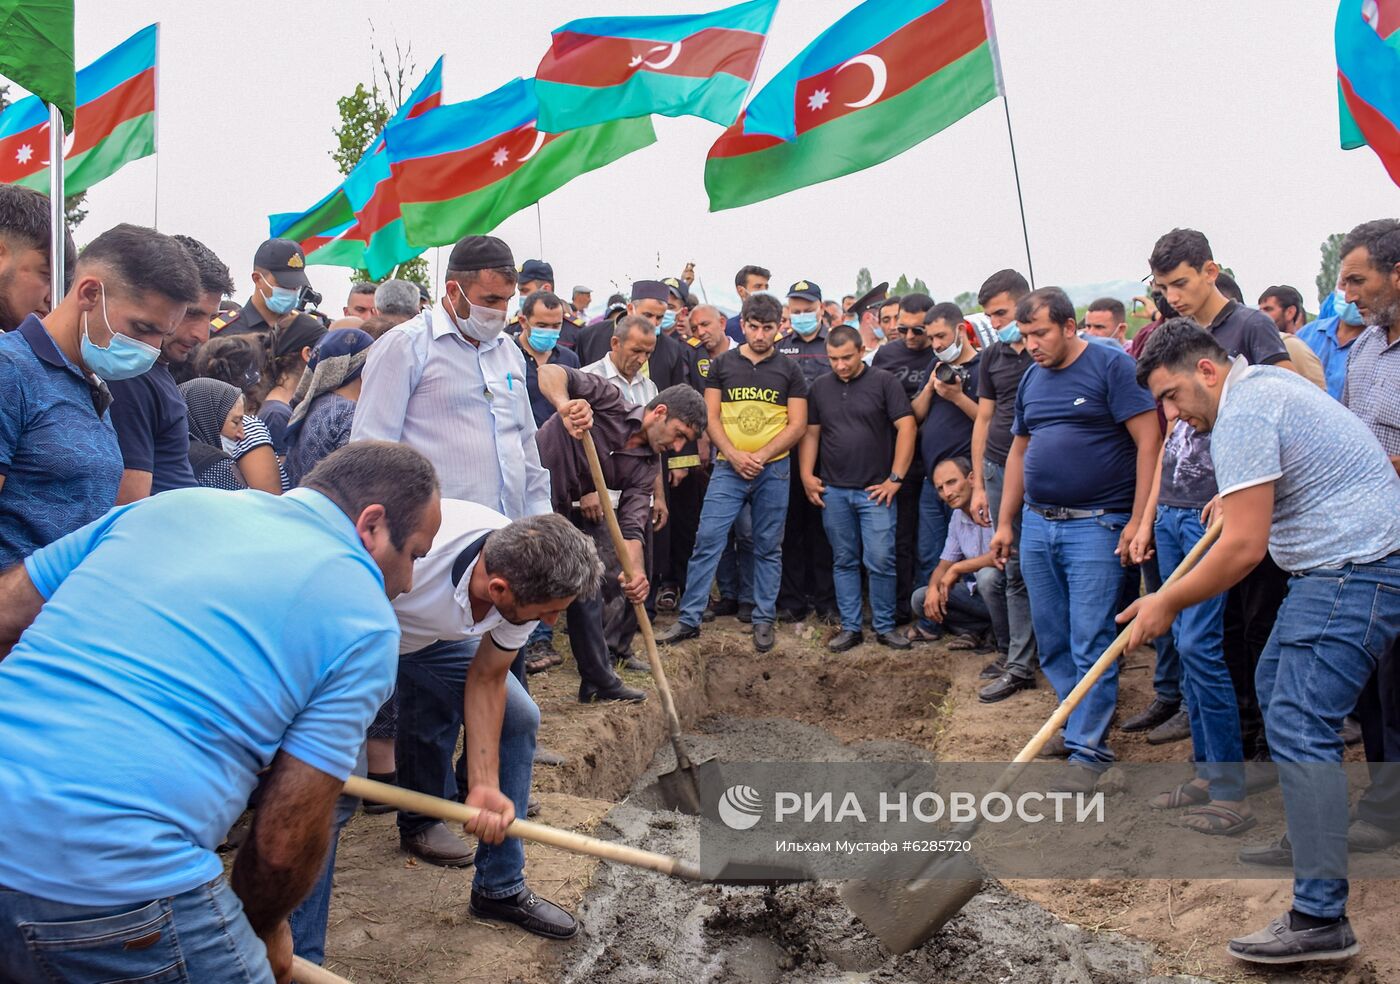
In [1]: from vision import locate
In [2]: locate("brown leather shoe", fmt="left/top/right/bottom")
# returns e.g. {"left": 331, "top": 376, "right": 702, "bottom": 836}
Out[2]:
{"left": 400, "top": 821, "right": 475, "bottom": 867}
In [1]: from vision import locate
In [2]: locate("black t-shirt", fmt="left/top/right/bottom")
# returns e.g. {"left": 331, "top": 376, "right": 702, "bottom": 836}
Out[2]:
{"left": 259, "top": 400, "right": 293, "bottom": 456}
{"left": 774, "top": 329, "right": 832, "bottom": 386}
{"left": 706, "top": 348, "right": 809, "bottom": 461}
{"left": 106, "top": 361, "right": 197, "bottom": 494}
{"left": 919, "top": 353, "right": 981, "bottom": 478}
{"left": 808, "top": 365, "right": 913, "bottom": 488}
{"left": 871, "top": 341, "right": 936, "bottom": 399}
{"left": 976, "top": 341, "right": 1034, "bottom": 466}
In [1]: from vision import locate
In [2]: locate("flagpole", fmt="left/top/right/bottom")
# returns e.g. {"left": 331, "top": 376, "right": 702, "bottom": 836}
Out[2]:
{"left": 152, "top": 22, "right": 162, "bottom": 230}
{"left": 535, "top": 203, "right": 544, "bottom": 257}
{"left": 1000, "top": 95, "right": 1034, "bottom": 289}
{"left": 48, "top": 104, "right": 66, "bottom": 304}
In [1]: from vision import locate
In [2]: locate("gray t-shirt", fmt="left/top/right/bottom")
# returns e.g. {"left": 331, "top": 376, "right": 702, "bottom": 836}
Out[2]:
{"left": 1157, "top": 301, "right": 1289, "bottom": 509}
{"left": 1211, "top": 360, "right": 1400, "bottom": 572}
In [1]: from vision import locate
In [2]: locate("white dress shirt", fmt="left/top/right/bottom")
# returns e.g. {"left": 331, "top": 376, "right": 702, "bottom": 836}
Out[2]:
{"left": 350, "top": 304, "right": 552, "bottom": 520}
{"left": 583, "top": 354, "right": 658, "bottom": 407}
{"left": 393, "top": 498, "right": 538, "bottom": 655}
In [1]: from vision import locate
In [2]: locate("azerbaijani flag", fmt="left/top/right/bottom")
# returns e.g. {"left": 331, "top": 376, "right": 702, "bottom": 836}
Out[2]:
{"left": 0, "top": 24, "right": 155, "bottom": 193}
{"left": 1336, "top": 0, "right": 1400, "bottom": 186}
{"left": 268, "top": 56, "right": 444, "bottom": 270}
{"left": 386, "top": 77, "right": 655, "bottom": 249}
{"left": 706, "top": 0, "right": 1001, "bottom": 211}
{"left": 534, "top": 0, "right": 778, "bottom": 133}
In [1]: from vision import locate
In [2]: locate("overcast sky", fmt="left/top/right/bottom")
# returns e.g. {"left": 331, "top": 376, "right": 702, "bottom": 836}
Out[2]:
{"left": 36, "top": 0, "right": 1400, "bottom": 311}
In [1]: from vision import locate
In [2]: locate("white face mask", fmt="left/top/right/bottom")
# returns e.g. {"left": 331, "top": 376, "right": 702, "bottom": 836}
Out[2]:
{"left": 449, "top": 285, "right": 507, "bottom": 343}
{"left": 220, "top": 435, "right": 239, "bottom": 456}
{"left": 933, "top": 337, "right": 964, "bottom": 363}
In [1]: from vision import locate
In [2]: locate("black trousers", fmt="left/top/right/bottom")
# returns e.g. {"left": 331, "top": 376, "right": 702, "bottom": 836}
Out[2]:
{"left": 778, "top": 467, "right": 834, "bottom": 615}
{"left": 1223, "top": 553, "right": 1290, "bottom": 758}
{"left": 1356, "top": 639, "right": 1400, "bottom": 830}
{"left": 892, "top": 465, "right": 924, "bottom": 623}
{"left": 663, "top": 468, "right": 705, "bottom": 592}
{"left": 564, "top": 509, "right": 639, "bottom": 691}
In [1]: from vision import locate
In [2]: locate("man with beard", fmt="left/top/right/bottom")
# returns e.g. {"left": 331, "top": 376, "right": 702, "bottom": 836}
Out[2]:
{"left": 109, "top": 236, "right": 234, "bottom": 501}
{"left": 0, "top": 185, "right": 75, "bottom": 332}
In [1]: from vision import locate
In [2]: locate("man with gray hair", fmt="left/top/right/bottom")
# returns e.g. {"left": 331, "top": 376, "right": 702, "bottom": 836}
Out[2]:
{"left": 584, "top": 314, "right": 658, "bottom": 406}
{"left": 374, "top": 278, "right": 422, "bottom": 327}
{"left": 374, "top": 504, "right": 600, "bottom": 942}
{"left": 536, "top": 365, "right": 706, "bottom": 697}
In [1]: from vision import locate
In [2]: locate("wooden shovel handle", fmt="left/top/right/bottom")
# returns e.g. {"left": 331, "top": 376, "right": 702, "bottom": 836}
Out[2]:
{"left": 343, "top": 776, "right": 702, "bottom": 881}
{"left": 292, "top": 956, "right": 352, "bottom": 984}
{"left": 1008, "top": 514, "right": 1224, "bottom": 770}
{"left": 579, "top": 431, "right": 688, "bottom": 759}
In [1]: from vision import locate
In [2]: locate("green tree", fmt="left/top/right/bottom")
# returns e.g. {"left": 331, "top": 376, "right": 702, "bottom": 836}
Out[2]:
{"left": 329, "top": 37, "right": 429, "bottom": 289}
{"left": 0, "top": 84, "right": 87, "bottom": 231}
{"left": 1315, "top": 232, "right": 1345, "bottom": 304}
{"left": 893, "top": 273, "right": 912, "bottom": 295}
{"left": 954, "top": 290, "right": 978, "bottom": 312}
{"left": 912, "top": 277, "right": 929, "bottom": 296}
{"left": 854, "top": 267, "right": 873, "bottom": 297}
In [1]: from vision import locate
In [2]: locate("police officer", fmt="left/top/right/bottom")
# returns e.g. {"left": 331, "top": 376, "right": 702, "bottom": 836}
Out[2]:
{"left": 509, "top": 259, "right": 584, "bottom": 353}
{"left": 660, "top": 277, "right": 691, "bottom": 340}
{"left": 210, "top": 238, "right": 316, "bottom": 339}
{"left": 774, "top": 280, "right": 837, "bottom": 623}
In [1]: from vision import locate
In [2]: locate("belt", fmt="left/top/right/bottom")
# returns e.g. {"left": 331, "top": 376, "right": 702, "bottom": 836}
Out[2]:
{"left": 1027, "top": 505, "right": 1109, "bottom": 521}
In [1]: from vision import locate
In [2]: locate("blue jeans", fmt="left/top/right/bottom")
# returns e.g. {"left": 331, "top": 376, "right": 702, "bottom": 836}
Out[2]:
{"left": 1136, "top": 552, "right": 1183, "bottom": 704}
{"left": 917, "top": 478, "right": 952, "bottom": 586}
{"left": 912, "top": 569, "right": 996, "bottom": 640}
{"left": 822, "top": 485, "right": 898, "bottom": 634}
{"left": 1155, "top": 505, "right": 1241, "bottom": 800}
{"left": 715, "top": 504, "right": 754, "bottom": 604}
{"left": 983, "top": 458, "right": 1037, "bottom": 678}
{"left": 678, "top": 460, "right": 790, "bottom": 627}
{"left": 289, "top": 746, "right": 365, "bottom": 964}
{"left": 0, "top": 876, "right": 272, "bottom": 983}
{"left": 1255, "top": 552, "right": 1400, "bottom": 919}
{"left": 396, "top": 638, "right": 539, "bottom": 899}
{"left": 1020, "top": 508, "right": 1131, "bottom": 769}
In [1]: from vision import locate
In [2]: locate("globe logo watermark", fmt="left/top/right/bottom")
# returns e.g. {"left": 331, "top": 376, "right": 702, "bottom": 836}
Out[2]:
{"left": 717, "top": 784, "right": 764, "bottom": 830}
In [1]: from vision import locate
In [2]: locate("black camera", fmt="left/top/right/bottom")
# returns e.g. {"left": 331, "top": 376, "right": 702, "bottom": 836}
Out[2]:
{"left": 297, "top": 285, "right": 324, "bottom": 311}
{"left": 934, "top": 360, "right": 967, "bottom": 386}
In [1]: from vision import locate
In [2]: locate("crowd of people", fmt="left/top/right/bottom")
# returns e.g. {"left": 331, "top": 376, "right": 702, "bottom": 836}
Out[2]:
{"left": 0, "top": 174, "right": 1396, "bottom": 979}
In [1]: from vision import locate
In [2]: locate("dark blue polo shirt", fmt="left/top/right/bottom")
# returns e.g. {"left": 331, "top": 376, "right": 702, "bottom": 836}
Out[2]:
{"left": 108, "top": 362, "right": 198, "bottom": 494}
{"left": 725, "top": 313, "right": 745, "bottom": 345}
{"left": 0, "top": 315, "right": 123, "bottom": 567}
{"left": 519, "top": 340, "right": 580, "bottom": 427}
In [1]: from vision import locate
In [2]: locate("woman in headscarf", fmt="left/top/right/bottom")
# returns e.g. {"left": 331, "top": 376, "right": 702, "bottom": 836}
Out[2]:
{"left": 282, "top": 328, "right": 375, "bottom": 487}
{"left": 194, "top": 334, "right": 287, "bottom": 494}
{"left": 178, "top": 378, "right": 249, "bottom": 491}
{"left": 258, "top": 313, "right": 327, "bottom": 455}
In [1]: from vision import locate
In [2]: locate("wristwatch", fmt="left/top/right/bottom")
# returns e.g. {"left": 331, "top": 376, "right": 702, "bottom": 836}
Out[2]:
{"left": 889, "top": 472, "right": 904, "bottom": 484}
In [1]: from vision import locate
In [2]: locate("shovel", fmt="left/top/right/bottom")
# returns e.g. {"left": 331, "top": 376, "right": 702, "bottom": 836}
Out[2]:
{"left": 580, "top": 430, "right": 713, "bottom": 815}
{"left": 841, "top": 515, "right": 1225, "bottom": 954}
{"left": 344, "top": 775, "right": 808, "bottom": 885}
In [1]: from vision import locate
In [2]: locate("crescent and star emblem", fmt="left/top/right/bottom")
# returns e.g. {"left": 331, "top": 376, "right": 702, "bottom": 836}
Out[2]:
{"left": 835, "top": 54, "right": 888, "bottom": 108}
{"left": 628, "top": 41, "right": 682, "bottom": 70}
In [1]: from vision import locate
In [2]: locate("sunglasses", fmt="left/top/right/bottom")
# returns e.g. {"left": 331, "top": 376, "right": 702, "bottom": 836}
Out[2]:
{"left": 896, "top": 324, "right": 927, "bottom": 336}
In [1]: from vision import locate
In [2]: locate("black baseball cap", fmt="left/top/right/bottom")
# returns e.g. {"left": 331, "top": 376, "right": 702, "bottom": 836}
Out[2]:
{"left": 519, "top": 259, "right": 553, "bottom": 284}
{"left": 787, "top": 280, "right": 822, "bottom": 303}
{"left": 253, "top": 238, "right": 310, "bottom": 289}
{"left": 662, "top": 277, "right": 691, "bottom": 305}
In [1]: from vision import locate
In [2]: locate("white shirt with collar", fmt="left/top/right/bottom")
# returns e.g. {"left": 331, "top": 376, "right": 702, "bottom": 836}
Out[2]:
{"left": 393, "top": 498, "right": 539, "bottom": 656}
{"left": 350, "top": 303, "right": 552, "bottom": 520}
{"left": 583, "top": 354, "right": 658, "bottom": 407}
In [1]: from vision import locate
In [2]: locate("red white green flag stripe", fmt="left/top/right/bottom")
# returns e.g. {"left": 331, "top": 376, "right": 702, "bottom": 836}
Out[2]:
{"left": 706, "top": 0, "right": 1001, "bottom": 211}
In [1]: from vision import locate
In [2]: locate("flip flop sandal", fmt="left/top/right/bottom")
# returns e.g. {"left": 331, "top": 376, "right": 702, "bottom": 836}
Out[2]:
{"left": 1150, "top": 782, "right": 1211, "bottom": 810}
{"left": 525, "top": 655, "right": 555, "bottom": 675}
{"left": 1181, "top": 804, "right": 1258, "bottom": 837}
{"left": 905, "top": 625, "right": 941, "bottom": 644}
{"left": 945, "top": 635, "right": 982, "bottom": 651}
{"left": 656, "top": 586, "right": 679, "bottom": 611}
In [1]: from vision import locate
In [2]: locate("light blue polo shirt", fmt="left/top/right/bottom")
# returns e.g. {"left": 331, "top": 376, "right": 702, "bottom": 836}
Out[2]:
{"left": 0, "top": 487, "right": 400, "bottom": 906}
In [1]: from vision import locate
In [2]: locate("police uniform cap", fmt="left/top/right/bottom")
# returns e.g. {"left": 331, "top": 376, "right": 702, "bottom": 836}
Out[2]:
{"left": 518, "top": 259, "right": 553, "bottom": 283}
{"left": 787, "top": 280, "right": 822, "bottom": 303}
{"left": 850, "top": 282, "right": 890, "bottom": 316}
{"left": 253, "top": 238, "right": 310, "bottom": 289}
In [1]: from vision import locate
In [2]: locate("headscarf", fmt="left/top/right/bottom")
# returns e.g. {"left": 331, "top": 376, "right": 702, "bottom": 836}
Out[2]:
{"left": 180, "top": 377, "right": 241, "bottom": 448}
{"left": 272, "top": 313, "right": 328, "bottom": 359}
{"left": 284, "top": 328, "right": 375, "bottom": 445}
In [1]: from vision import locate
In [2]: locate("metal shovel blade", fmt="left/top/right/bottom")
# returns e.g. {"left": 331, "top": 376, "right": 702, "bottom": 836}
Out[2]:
{"left": 840, "top": 851, "right": 984, "bottom": 954}
{"left": 655, "top": 754, "right": 722, "bottom": 815}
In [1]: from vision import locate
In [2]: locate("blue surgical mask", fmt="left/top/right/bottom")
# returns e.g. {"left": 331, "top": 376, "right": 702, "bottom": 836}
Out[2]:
{"left": 790, "top": 311, "right": 820, "bottom": 336}
{"left": 79, "top": 281, "right": 161, "bottom": 381}
{"left": 260, "top": 277, "right": 299, "bottom": 315}
{"left": 529, "top": 327, "right": 561, "bottom": 352}
{"left": 843, "top": 317, "right": 858, "bottom": 329}
{"left": 660, "top": 310, "right": 677, "bottom": 332}
{"left": 1341, "top": 301, "right": 1364, "bottom": 326}
{"left": 873, "top": 325, "right": 886, "bottom": 340}
{"left": 998, "top": 322, "right": 1022, "bottom": 344}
